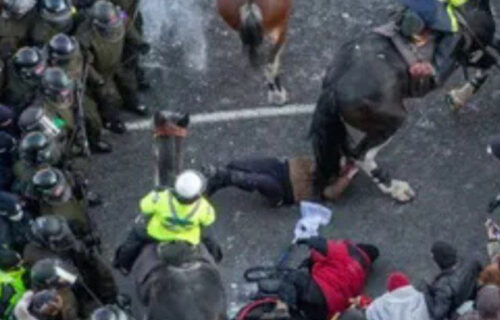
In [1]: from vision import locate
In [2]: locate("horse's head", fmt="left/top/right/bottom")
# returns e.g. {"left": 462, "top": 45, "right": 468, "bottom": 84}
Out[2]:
{"left": 153, "top": 110, "right": 190, "bottom": 137}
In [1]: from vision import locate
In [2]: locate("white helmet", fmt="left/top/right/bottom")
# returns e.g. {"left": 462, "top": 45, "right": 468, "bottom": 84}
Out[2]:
{"left": 174, "top": 170, "right": 206, "bottom": 203}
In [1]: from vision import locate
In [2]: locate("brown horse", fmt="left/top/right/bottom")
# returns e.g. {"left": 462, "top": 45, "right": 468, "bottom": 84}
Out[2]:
{"left": 216, "top": 0, "right": 292, "bottom": 105}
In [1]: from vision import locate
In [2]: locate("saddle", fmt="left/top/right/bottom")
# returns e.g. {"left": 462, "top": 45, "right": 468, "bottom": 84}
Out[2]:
{"left": 373, "top": 21, "right": 437, "bottom": 97}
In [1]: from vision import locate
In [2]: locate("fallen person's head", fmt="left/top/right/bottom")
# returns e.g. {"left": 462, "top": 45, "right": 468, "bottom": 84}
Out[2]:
{"left": 357, "top": 244, "right": 379, "bottom": 263}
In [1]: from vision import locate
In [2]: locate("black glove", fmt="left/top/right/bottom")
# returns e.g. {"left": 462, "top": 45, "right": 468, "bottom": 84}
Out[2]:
{"left": 139, "top": 42, "right": 151, "bottom": 55}
{"left": 488, "top": 197, "right": 500, "bottom": 213}
{"left": 297, "top": 237, "right": 327, "bottom": 255}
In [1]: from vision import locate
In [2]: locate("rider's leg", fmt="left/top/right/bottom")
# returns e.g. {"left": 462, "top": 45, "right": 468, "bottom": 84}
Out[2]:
{"left": 113, "top": 216, "right": 151, "bottom": 275}
{"left": 208, "top": 158, "right": 288, "bottom": 206}
{"left": 434, "top": 32, "right": 462, "bottom": 85}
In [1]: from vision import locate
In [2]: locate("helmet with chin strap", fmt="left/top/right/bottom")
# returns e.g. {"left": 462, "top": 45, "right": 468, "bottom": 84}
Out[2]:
{"left": 31, "top": 167, "right": 72, "bottom": 203}
{"left": 173, "top": 170, "right": 207, "bottom": 204}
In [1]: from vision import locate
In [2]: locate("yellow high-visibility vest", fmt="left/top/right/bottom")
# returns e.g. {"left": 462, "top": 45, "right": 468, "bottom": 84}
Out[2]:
{"left": 140, "top": 190, "right": 215, "bottom": 245}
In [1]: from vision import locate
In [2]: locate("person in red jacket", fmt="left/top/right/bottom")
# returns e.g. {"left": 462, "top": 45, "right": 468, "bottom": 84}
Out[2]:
{"left": 278, "top": 237, "right": 379, "bottom": 320}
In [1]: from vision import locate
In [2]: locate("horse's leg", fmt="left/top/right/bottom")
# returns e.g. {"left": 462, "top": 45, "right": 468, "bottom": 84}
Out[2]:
{"left": 265, "top": 30, "right": 288, "bottom": 105}
{"left": 446, "top": 70, "right": 489, "bottom": 110}
{"left": 355, "top": 132, "right": 416, "bottom": 203}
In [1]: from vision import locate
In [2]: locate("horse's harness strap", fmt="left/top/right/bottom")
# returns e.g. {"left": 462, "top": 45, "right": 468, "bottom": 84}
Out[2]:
{"left": 154, "top": 123, "right": 188, "bottom": 138}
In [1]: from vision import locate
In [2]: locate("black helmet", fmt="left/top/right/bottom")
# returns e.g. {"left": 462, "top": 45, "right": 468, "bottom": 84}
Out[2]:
{"left": 32, "top": 167, "right": 72, "bottom": 203}
{"left": 2, "top": 0, "right": 37, "bottom": 18}
{"left": 18, "top": 106, "right": 62, "bottom": 138}
{"left": 41, "top": 67, "right": 74, "bottom": 104}
{"left": 31, "top": 258, "right": 76, "bottom": 289}
{"left": 91, "top": 305, "right": 130, "bottom": 320}
{"left": 0, "top": 247, "right": 22, "bottom": 271}
{"left": 13, "top": 47, "right": 46, "bottom": 80}
{"left": 0, "top": 191, "right": 25, "bottom": 221}
{"left": 31, "top": 215, "right": 76, "bottom": 251}
{"left": 19, "top": 131, "right": 55, "bottom": 165}
{"left": 39, "top": 0, "right": 74, "bottom": 31}
{"left": 0, "top": 131, "right": 17, "bottom": 156}
{"left": 48, "top": 33, "right": 77, "bottom": 64}
{"left": 90, "top": 1, "right": 124, "bottom": 38}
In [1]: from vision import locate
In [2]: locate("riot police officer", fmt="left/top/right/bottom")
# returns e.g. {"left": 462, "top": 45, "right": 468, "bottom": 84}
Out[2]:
{"left": 47, "top": 35, "right": 112, "bottom": 153}
{"left": 0, "top": 132, "right": 16, "bottom": 191}
{"left": 76, "top": 0, "right": 148, "bottom": 134}
{"left": 0, "top": 248, "right": 28, "bottom": 320}
{"left": 26, "top": 217, "right": 118, "bottom": 306}
{"left": 30, "top": 166, "right": 92, "bottom": 234}
{"left": 2, "top": 46, "right": 46, "bottom": 114}
{"left": 0, "top": 0, "right": 36, "bottom": 61}
{"left": 30, "top": 0, "right": 77, "bottom": 46}
{"left": 11, "top": 131, "right": 62, "bottom": 196}
{"left": 0, "top": 191, "right": 32, "bottom": 250}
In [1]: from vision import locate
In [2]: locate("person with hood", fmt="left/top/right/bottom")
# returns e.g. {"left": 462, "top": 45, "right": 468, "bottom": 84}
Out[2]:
{"left": 277, "top": 236, "right": 379, "bottom": 320}
{"left": 423, "top": 241, "right": 482, "bottom": 320}
{"left": 457, "top": 285, "right": 500, "bottom": 320}
{"left": 366, "top": 272, "right": 431, "bottom": 320}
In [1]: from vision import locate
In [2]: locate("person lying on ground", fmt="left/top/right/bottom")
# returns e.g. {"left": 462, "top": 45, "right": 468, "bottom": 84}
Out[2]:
{"left": 204, "top": 157, "right": 358, "bottom": 207}
{"left": 275, "top": 236, "right": 379, "bottom": 320}
{"left": 366, "top": 272, "right": 431, "bottom": 320}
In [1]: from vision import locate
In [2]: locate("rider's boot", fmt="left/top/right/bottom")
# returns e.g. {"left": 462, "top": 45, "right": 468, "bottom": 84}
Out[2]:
{"left": 113, "top": 218, "right": 150, "bottom": 275}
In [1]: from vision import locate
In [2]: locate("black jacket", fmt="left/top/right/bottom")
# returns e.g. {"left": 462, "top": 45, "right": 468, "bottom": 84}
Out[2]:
{"left": 424, "top": 258, "right": 482, "bottom": 320}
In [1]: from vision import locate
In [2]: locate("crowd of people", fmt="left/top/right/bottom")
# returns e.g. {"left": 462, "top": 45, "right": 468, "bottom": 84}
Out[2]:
{"left": 0, "top": 0, "right": 150, "bottom": 319}
{"left": 0, "top": 0, "right": 499, "bottom": 319}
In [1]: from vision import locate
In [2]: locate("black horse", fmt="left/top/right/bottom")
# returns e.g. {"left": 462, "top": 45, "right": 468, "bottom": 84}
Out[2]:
{"left": 310, "top": 0, "right": 498, "bottom": 202}
{"left": 131, "top": 111, "right": 227, "bottom": 320}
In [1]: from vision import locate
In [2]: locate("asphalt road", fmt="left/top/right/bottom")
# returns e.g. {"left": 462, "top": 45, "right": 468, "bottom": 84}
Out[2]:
{"left": 88, "top": 0, "right": 500, "bottom": 316}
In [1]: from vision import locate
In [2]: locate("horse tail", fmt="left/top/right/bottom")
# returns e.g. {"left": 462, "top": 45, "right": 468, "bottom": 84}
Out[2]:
{"left": 239, "top": 0, "right": 263, "bottom": 67}
{"left": 309, "top": 87, "right": 347, "bottom": 190}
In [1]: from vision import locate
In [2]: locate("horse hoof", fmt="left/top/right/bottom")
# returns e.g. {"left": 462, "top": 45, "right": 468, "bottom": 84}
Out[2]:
{"left": 389, "top": 180, "right": 415, "bottom": 203}
{"left": 268, "top": 88, "right": 288, "bottom": 106}
{"left": 445, "top": 91, "right": 463, "bottom": 111}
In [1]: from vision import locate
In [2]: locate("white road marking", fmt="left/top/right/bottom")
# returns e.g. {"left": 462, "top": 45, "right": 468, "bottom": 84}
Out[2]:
{"left": 125, "top": 103, "right": 315, "bottom": 131}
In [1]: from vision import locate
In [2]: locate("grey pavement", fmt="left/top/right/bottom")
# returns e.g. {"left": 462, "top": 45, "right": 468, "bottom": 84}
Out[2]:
{"left": 88, "top": 0, "right": 500, "bottom": 316}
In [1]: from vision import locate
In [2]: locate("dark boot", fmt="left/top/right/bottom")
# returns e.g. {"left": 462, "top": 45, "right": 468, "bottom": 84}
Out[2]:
{"left": 104, "top": 120, "right": 127, "bottom": 134}
{"left": 90, "top": 139, "right": 112, "bottom": 154}
{"left": 203, "top": 165, "right": 231, "bottom": 196}
{"left": 113, "top": 220, "right": 150, "bottom": 275}
{"left": 86, "top": 191, "right": 102, "bottom": 207}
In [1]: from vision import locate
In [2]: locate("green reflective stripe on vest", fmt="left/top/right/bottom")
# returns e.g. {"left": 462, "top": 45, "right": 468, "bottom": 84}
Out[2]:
{"left": 165, "top": 192, "right": 200, "bottom": 228}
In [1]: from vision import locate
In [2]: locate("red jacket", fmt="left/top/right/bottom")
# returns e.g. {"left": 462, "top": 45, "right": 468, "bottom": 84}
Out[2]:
{"left": 310, "top": 240, "right": 371, "bottom": 318}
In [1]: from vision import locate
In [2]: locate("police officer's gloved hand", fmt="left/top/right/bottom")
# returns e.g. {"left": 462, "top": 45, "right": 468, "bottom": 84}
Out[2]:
{"left": 488, "top": 195, "right": 500, "bottom": 213}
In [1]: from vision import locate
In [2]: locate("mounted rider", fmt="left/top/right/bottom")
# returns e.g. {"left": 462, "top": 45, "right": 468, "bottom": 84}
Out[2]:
{"left": 113, "top": 170, "right": 222, "bottom": 274}
{"left": 398, "top": 0, "right": 469, "bottom": 83}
